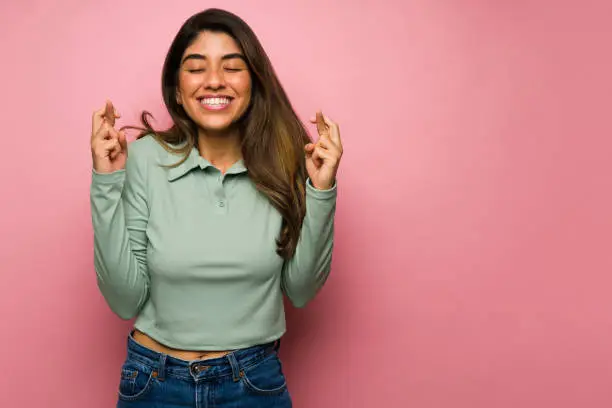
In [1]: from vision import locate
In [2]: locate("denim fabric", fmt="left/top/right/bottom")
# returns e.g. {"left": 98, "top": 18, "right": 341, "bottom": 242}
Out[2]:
{"left": 116, "top": 332, "right": 292, "bottom": 407}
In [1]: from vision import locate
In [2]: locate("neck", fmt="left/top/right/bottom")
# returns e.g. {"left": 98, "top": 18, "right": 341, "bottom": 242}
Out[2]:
{"left": 197, "top": 127, "right": 242, "bottom": 174}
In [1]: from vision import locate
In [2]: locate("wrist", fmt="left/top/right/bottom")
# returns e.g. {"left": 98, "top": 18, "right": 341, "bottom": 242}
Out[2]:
{"left": 307, "top": 178, "right": 336, "bottom": 191}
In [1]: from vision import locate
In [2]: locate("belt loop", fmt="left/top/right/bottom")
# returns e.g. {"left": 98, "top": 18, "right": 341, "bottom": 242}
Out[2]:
{"left": 226, "top": 352, "right": 241, "bottom": 382}
{"left": 157, "top": 354, "right": 167, "bottom": 381}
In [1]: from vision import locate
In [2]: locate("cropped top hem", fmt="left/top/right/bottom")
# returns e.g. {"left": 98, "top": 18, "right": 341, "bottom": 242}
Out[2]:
{"left": 132, "top": 321, "right": 286, "bottom": 351}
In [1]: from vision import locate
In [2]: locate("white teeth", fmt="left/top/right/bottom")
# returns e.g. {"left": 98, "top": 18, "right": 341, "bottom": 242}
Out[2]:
{"left": 201, "top": 97, "right": 230, "bottom": 105}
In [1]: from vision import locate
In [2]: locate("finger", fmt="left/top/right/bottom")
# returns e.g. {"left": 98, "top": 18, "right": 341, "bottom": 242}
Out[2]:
{"left": 311, "top": 147, "right": 323, "bottom": 164}
{"left": 312, "top": 145, "right": 333, "bottom": 163}
{"left": 313, "top": 132, "right": 342, "bottom": 159}
{"left": 109, "top": 146, "right": 121, "bottom": 160}
{"left": 95, "top": 117, "right": 113, "bottom": 138}
{"left": 92, "top": 97, "right": 118, "bottom": 118}
{"left": 109, "top": 148, "right": 120, "bottom": 161}
{"left": 92, "top": 121, "right": 110, "bottom": 142}
{"left": 104, "top": 100, "right": 116, "bottom": 127}
{"left": 305, "top": 149, "right": 313, "bottom": 161}
{"left": 308, "top": 111, "right": 329, "bottom": 124}
{"left": 320, "top": 114, "right": 341, "bottom": 147}
{"left": 311, "top": 110, "right": 329, "bottom": 139}
{"left": 328, "top": 126, "right": 342, "bottom": 153}
{"left": 102, "top": 137, "right": 119, "bottom": 150}
{"left": 108, "top": 131, "right": 124, "bottom": 160}
{"left": 102, "top": 139, "right": 121, "bottom": 160}
{"left": 93, "top": 105, "right": 106, "bottom": 119}
{"left": 98, "top": 138, "right": 120, "bottom": 159}
{"left": 92, "top": 105, "right": 107, "bottom": 133}
{"left": 107, "top": 125, "right": 121, "bottom": 142}
{"left": 316, "top": 137, "right": 336, "bottom": 152}
{"left": 118, "top": 130, "right": 128, "bottom": 153}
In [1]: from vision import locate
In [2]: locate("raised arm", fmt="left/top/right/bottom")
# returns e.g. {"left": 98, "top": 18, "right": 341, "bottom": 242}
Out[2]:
{"left": 89, "top": 101, "right": 150, "bottom": 319}
{"left": 282, "top": 111, "right": 343, "bottom": 307}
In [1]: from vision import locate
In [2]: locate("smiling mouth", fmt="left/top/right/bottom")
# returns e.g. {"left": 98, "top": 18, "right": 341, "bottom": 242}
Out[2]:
{"left": 198, "top": 96, "right": 233, "bottom": 111}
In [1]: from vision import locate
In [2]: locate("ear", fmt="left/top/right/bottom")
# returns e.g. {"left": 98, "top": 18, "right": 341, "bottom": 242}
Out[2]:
{"left": 176, "top": 90, "right": 182, "bottom": 105}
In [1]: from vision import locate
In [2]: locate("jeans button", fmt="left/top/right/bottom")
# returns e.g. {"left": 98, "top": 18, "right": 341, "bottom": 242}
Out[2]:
{"left": 192, "top": 364, "right": 209, "bottom": 374}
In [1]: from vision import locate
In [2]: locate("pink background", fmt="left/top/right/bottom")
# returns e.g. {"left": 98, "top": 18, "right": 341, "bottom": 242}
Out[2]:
{"left": 1, "top": 0, "right": 612, "bottom": 407}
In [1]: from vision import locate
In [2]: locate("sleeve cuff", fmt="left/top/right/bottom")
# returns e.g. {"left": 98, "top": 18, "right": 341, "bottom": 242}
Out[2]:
{"left": 91, "top": 168, "right": 126, "bottom": 185}
{"left": 306, "top": 177, "right": 337, "bottom": 199}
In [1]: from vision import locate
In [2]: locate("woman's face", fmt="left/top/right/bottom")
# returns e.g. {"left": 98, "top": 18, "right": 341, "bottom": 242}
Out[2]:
{"left": 176, "top": 31, "right": 252, "bottom": 133}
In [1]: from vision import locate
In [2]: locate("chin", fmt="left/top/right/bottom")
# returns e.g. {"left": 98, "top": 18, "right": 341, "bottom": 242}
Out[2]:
{"left": 199, "top": 111, "right": 248, "bottom": 131}
{"left": 198, "top": 118, "right": 235, "bottom": 132}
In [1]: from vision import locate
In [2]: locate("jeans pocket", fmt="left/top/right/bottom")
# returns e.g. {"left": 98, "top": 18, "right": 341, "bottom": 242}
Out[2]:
{"left": 118, "top": 360, "right": 157, "bottom": 401}
{"left": 241, "top": 353, "right": 288, "bottom": 396}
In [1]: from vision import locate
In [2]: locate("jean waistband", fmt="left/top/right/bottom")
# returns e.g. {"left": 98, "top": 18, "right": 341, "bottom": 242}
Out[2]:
{"left": 125, "top": 331, "right": 280, "bottom": 381}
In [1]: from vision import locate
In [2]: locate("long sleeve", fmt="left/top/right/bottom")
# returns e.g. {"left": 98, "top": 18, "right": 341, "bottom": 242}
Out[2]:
{"left": 90, "top": 146, "right": 150, "bottom": 320}
{"left": 281, "top": 178, "right": 337, "bottom": 308}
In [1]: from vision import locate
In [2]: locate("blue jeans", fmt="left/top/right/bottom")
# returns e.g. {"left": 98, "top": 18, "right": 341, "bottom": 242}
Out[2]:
{"left": 116, "top": 332, "right": 292, "bottom": 407}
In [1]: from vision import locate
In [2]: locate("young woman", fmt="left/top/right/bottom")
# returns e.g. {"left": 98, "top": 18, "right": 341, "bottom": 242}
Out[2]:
{"left": 89, "top": 8, "right": 342, "bottom": 407}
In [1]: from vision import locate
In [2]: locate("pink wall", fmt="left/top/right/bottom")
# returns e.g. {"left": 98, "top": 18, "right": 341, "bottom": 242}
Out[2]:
{"left": 1, "top": 0, "right": 611, "bottom": 406}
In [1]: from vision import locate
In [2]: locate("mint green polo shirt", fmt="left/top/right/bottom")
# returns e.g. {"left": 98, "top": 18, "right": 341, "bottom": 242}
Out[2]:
{"left": 90, "top": 135, "right": 337, "bottom": 350}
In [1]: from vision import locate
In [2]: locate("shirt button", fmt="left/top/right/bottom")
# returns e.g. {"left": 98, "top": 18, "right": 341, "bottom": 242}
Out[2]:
{"left": 218, "top": 201, "right": 225, "bottom": 207}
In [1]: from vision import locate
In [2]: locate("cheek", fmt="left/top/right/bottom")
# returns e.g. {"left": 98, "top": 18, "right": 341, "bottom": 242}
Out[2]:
{"left": 178, "top": 75, "right": 200, "bottom": 98}
{"left": 229, "top": 75, "right": 252, "bottom": 97}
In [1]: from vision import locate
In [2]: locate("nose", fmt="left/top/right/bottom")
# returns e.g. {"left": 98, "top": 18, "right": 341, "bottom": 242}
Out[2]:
{"left": 204, "top": 68, "right": 225, "bottom": 90}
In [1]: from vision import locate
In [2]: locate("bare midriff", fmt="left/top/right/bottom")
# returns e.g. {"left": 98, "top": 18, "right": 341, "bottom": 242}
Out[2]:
{"left": 132, "top": 329, "right": 232, "bottom": 361}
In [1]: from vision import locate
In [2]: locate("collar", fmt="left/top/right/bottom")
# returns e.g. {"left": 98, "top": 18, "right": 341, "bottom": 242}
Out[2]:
{"left": 164, "top": 144, "right": 248, "bottom": 182}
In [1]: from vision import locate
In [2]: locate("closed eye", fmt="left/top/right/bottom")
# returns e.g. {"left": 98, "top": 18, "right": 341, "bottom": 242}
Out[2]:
{"left": 188, "top": 69, "right": 205, "bottom": 73}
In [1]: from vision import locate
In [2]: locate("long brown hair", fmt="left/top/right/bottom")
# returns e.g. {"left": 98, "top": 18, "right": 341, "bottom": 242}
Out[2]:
{"left": 123, "top": 8, "right": 310, "bottom": 259}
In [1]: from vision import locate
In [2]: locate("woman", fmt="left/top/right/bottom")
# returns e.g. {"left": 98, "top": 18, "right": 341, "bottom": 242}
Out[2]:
{"left": 89, "top": 8, "right": 342, "bottom": 407}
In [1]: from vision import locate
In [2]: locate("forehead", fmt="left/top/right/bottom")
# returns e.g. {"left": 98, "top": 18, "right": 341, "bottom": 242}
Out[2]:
{"left": 183, "top": 31, "right": 243, "bottom": 58}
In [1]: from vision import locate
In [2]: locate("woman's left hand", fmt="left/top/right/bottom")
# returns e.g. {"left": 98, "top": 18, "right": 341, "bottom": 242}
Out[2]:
{"left": 305, "top": 111, "right": 343, "bottom": 190}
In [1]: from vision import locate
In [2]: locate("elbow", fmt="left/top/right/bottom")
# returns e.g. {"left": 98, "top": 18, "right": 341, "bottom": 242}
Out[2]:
{"left": 289, "top": 296, "right": 312, "bottom": 309}
{"left": 105, "top": 297, "right": 142, "bottom": 320}
{"left": 113, "top": 307, "right": 139, "bottom": 320}
{"left": 289, "top": 293, "right": 313, "bottom": 309}
{"left": 97, "top": 279, "right": 145, "bottom": 320}
{"left": 284, "top": 265, "right": 332, "bottom": 308}
{"left": 286, "top": 281, "right": 323, "bottom": 308}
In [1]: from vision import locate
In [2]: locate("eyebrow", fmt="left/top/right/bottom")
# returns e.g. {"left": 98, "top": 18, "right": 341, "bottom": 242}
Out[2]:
{"left": 181, "top": 53, "right": 246, "bottom": 64}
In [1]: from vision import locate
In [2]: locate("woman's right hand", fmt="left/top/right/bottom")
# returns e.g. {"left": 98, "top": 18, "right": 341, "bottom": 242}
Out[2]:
{"left": 91, "top": 100, "right": 128, "bottom": 173}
